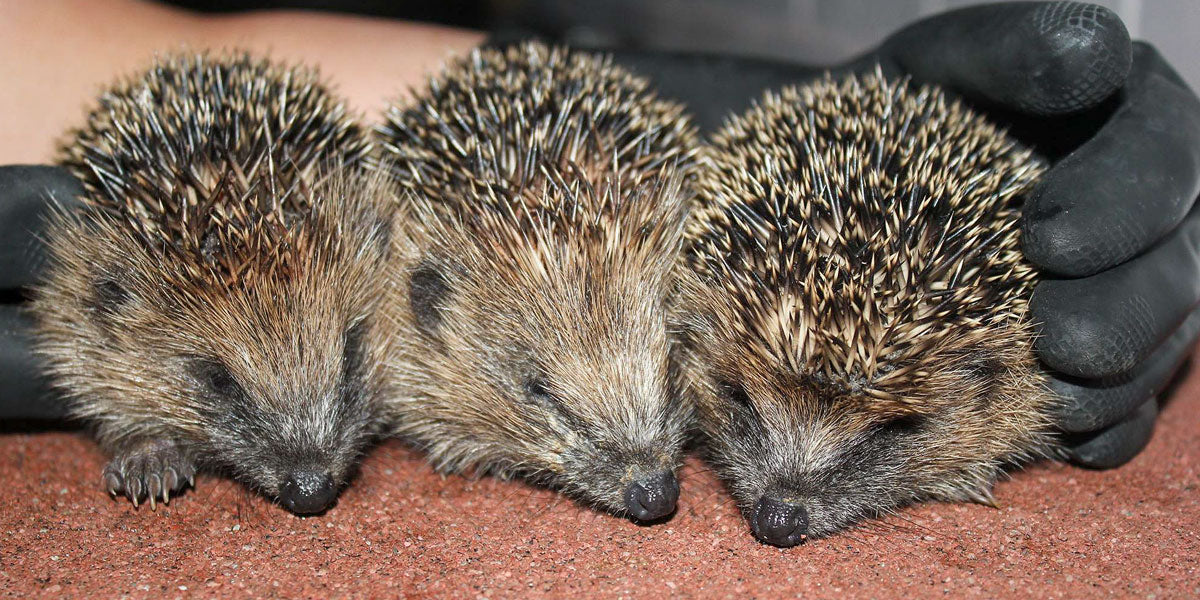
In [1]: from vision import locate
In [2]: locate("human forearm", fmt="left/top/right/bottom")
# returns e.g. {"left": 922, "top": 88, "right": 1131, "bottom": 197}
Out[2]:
{"left": 0, "top": 0, "right": 484, "bottom": 163}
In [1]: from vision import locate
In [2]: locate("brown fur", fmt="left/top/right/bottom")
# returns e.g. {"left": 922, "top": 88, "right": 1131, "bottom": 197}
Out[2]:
{"left": 676, "top": 71, "right": 1059, "bottom": 540}
{"left": 377, "top": 43, "right": 699, "bottom": 516}
{"left": 33, "top": 52, "right": 399, "bottom": 510}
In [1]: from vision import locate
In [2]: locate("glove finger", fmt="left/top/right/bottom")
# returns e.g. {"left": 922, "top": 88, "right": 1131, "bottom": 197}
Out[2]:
{"left": 0, "top": 304, "right": 64, "bottom": 420}
{"left": 1063, "top": 396, "right": 1157, "bottom": 469}
{"left": 875, "top": 2, "right": 1129, "bottom": 116}
{"left": 1031, "top": 201, "right": 1200, "bottom": 379}
{"left": 0, "top": 165, "right": 83, "bottom": 289}
{"left": 1022, "top": 43, "right": 1200, "bottom": 276}
{"left": 1049, "top": 303, "right": 1200, "bottom": 432}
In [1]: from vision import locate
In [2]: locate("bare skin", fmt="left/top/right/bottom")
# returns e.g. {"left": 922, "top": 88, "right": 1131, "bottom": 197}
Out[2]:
{"left": 0, "top": 0, "right": 485, "bottom": 163}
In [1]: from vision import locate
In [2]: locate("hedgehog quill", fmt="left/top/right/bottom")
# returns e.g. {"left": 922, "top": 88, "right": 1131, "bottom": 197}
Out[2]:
{"left": 377, "top": 43, "right": 698, "bottom": 521}
{"left": 676, "top": 71, "right": 1057, "bottom": 545}
{"left": 34, "top": 53, "right": 399, "bottom": 514}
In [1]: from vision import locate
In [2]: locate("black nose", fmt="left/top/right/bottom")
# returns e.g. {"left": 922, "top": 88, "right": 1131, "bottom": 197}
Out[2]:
{"left": 279, "top": 470, "right": 337, "bottom": 515}
{"left": 623, "top": 469, "right": 680, "bottom": 521}
{"left": 752, "top": 496, "right": 809, "bottom": 547}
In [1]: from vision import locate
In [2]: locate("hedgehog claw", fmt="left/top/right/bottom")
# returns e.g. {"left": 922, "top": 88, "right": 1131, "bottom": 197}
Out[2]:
{"left": 102, "top": 439, "right": 196, "bottom": 510}
{"left": 147, "top": 474, "right": 162, "bottom": 510}
{"left": 103, "top": 472, "right": 122, "bottom": 496}
{"left": 162, "top": 468, "right": 179, "bottom": 505}
{"left": 127, "top": 477, "right": 143, "bottom": 506}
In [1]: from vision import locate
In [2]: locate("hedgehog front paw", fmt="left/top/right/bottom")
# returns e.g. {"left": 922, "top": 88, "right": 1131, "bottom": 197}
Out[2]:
{"left": 102, "top": 439, "right": 196, "bottom": 509}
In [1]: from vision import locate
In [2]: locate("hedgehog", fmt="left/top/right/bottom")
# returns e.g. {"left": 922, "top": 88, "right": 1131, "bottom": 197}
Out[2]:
{"left": 32, "top": 52, "right": 399, "bottom": 514}
{"left": 375, "top": 43, "right": 698, "bottom": 521}
{"left": 674, "top": 71, "right": 1056, "bottom": 546}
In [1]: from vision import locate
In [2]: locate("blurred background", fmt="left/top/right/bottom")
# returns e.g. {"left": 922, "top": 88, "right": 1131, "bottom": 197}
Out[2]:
{"left": 162, "top": 0, "right": 1199, "bottom": 89}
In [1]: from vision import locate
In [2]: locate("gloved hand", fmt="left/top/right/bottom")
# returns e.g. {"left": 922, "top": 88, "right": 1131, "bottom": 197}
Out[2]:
{"left": 597, "top": 2, "right": 1200, "bottom": 468}
{"left": 0, "top": 166, "right": 81, "bottom": 420}
{"left": 1022, "top": 40, "right": 1200, "bottom": 468}
{"left": 851, "top": 2, "right": 1200, "bottom": 469}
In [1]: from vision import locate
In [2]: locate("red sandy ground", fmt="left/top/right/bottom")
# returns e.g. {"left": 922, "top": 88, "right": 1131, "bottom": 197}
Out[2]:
{"left": 2, "top": 376, "right": 1198, "bottom": 599}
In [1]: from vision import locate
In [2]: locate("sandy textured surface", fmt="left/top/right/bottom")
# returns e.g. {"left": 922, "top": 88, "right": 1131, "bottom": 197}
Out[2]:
{"left": 2, "top": 371, "right": 1198, "bottom": 599}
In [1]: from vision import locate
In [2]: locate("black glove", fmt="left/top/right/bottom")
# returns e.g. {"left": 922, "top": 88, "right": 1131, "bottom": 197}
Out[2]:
{"left": 0, "top": 166, "right": 81, "bottom": 421}
{"left": 1023, "top": 41, "right": 1200, "bottom": 468}
{"left": 862, "top": 3, "right": 1200, "bottom": 469}
{"left": 595, "top": 2, "right": 1199, "bottom": 468}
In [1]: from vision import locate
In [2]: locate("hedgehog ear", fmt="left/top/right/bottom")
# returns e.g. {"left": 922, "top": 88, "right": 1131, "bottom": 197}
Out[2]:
{"left": 370, "top": 213, "right": 393, "bottom": 258}
{"left": 87, "top": 270, "right": 133, "bottom": 321}
{"left": 358, "top": 201, "right": 395, "bottom": 260}
{"left": 409, "top": 262, "right": 451, "bottom": 338}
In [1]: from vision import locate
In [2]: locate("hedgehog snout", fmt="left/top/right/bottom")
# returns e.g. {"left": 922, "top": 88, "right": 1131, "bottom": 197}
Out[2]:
{"left": 750, "top": 496, "right": 809, "bottom": 548}
{"left": 622, "top": 469, "right": 679, "bottom": 521}
{"left": 278, "top": 468, "right": 337, "bottom": 515}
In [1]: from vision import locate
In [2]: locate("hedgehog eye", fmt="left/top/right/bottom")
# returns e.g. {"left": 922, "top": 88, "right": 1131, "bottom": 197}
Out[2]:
{"left": 523, "top": 377, "right": 562, "bottom": 411}
{"left": 718, "top": 378, "right": 765, "bottom": 438}
{"left": 961, "top": 356, "right": 1005, "bottom": 402}
{"left": 341, "top": 319, "right": 369, "bottom": 383}
{"left": 964, "top": 357, "right": 1004, "bottom": 379}
{"left": 521, "top": 375, "right": 588, "bottom": 431}
{"left": 409, "top": 263, "right": 450, "bottom": 338}
{"left": 875, "top": 414, "right": 926, "bottom": 438}
{"left": 338, "top": 319, "right": 371, "bottom": 407}
{"left": 187, "top": 358, "right": 244, "bottom": 399}
{"left": 88, "top": 276, "right": 131, "bottom": 319}
{"left": 716, "top": 378, "right": 753, "bottom": 409}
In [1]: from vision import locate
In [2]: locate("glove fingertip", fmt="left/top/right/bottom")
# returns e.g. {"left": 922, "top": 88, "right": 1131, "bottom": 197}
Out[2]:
{"left": 1019, "top": 3, "right": 1131, "bottom": 115}
{"left": 1020, "top": 184, "right": 1102, "bottom": 277}
{"left": 1020, "top": 167, "right": 1145, "bottom": 277}
{"left": 1048, "top": 376, "right": 1122, "bottom": 433}
{"left": 1030, "top": 281, "right": 1138, "bottom": 378}
{"left": 1064, "top": 397, "right": 1156, "bottom": 469}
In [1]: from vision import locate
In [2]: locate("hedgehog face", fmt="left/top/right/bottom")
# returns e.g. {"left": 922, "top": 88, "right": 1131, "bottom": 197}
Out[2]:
{"left": 677, "top": 72, "right": 1061, "bottom": 544}
{"left": 37, "top": 177, "right": 396, "bottom": 515}
{"left": 391, "top": 182, "right": 691, "bottom": 520}
{"left": 375, "top": 41, "right": 701, "bottom": 519}
{"left": 399, "top": 250, "right": 689, "bottom": 519}
{"left": 166, "top": 288, "right": 383, "bottom": 511}
{"left": 676, "top": 289, "right": 1052, "bottom": 543}
{"left": 33, "top": 52, "right": 397, "bottom": 513}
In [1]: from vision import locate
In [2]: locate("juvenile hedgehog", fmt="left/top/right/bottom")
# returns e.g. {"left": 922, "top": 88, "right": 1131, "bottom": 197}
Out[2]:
{"left": 675, "top": 71, "right": 1055, "bottom": 545}
{"left": 34, "top": 53, "right": 398, "bottom": 514}
{"left": 377, "top": 43, "right": 698, "bottom": 521}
